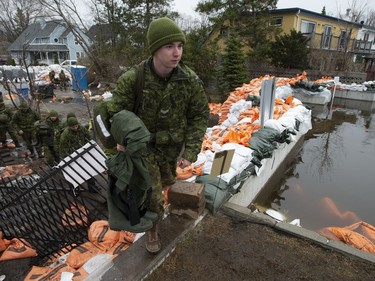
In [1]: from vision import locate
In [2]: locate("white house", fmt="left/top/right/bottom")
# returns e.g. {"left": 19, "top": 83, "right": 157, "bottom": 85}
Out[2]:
{"left": 8, "top": 19, "right": 91, "bottom": 66}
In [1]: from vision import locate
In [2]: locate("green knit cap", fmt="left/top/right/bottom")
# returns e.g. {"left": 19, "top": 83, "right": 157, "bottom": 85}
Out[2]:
{"left": 147, "top": 17, "right": 186, "bottom": 55}
{"left": 49, "top": 109, "right": 58, "bottom": 117}
{"left": 67, "top": 117, "right": 79, "bottom": 127}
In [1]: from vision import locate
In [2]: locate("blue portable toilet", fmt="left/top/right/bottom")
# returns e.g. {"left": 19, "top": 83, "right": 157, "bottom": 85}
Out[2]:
{"left": 71, "top": 65, "right": 88, "bottom": 91}
{"left": 17, "top": 87, "right": 29, "bottom": 100}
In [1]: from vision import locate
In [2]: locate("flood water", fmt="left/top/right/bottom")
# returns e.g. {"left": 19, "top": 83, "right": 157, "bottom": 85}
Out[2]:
{"left": 255, "top": 97, "right": 375, "bottom": 232}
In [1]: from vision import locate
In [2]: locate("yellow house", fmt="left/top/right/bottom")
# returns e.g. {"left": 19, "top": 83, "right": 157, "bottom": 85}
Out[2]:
{"left": 270, "top": 8, "right": 362, "bottom": 71}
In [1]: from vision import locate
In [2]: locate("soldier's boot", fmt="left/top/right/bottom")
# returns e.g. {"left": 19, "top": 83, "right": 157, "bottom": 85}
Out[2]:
{"left": 145, "top": 223, "right": 161, "bottom": 254}
{"left": 28, "top": 147, "right": 36, "bottom": 159}
{"left": 14, "top": 141, "right": 22, "bottom": 148}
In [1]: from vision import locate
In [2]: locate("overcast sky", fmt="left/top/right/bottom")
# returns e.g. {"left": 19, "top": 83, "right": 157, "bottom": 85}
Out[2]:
{"left": 173, "top": 0, "right": 374, "bottom": 18}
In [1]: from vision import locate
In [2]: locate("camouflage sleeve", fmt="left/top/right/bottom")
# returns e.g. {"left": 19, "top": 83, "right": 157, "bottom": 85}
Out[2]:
{"left": 183, "top": 78, "right": 209, "bottom": 163}
{"left": 107, "top": 69, "right": 137, "bottom": 116}
{"left": 82, "top": 126, "right": 92, "bottom": 141}
{"left": 59, "top": 129, "right": 70, "bottom": 158}
{"left": 12, "top": 112, "right": 20, "bottom": 130}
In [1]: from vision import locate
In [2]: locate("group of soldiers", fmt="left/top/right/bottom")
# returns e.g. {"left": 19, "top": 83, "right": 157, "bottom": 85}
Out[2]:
{"left": 0, "top": 91, "right": 91, "bottom": 166}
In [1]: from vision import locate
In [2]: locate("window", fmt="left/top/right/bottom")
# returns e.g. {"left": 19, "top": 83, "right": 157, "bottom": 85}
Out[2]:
{"left": 321, "top": 25, "right": 332, "bottom": 49}
{"left": 338, "top": 30, "right": 349, "bottom": 51}
{"left": 300, "top": 20, "right": 316, "bottom": 34}
{"left": 363, "top": 33, "right": 369, "bottom": 41}
{"left": 270, "top": 17, "right": 283, "bottom": 26}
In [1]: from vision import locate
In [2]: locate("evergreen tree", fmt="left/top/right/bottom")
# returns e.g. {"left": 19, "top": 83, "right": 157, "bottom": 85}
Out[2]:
{"left": 183, "top": 25, "right": 218, "bottom": 85}
{"left": 115, "top": 0, "right": 177, "bottom": 65}
{"left": 267, "top": 29, "right": 310, "bottom": 69}
{"left": 218, "top": 31, "right": 248, "bottom": 97}
{"left": 196, "top": 0, "right": 279, "bottom": 65}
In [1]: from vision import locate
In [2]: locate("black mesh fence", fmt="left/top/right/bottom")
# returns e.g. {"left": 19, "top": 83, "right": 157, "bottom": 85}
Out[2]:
{"left": 0, "top": 140, "right": 109, "bottom": 262}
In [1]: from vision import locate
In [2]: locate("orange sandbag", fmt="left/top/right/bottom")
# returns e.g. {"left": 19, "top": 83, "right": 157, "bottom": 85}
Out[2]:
{"left": 62, "top": 203, "right": 89, "bottom": 227}
{"left": 66, "top": 241, "right": 103, "bottom": 269}
{"left": 88, "top": 220, "right": 120, "bottom": 251}
{"left": 118, "top": 230, "right": 136, "bottom": 244}
{"left": 0, "top": 238, "right": 37, "bottom": 261}
{"left": 0, "top": 231, "right": 11, "bottom": 252}
{"left": 73, "top": 267, "right": 89, "bottom": 281}
{"left": 330, "top": 227, "right": 375, "bottom": 254}
{"left": 24, "top": 263, "right": 77, "bottom": 281}
{"left": 107, "top": 242, "right": 131, "bottom": 257}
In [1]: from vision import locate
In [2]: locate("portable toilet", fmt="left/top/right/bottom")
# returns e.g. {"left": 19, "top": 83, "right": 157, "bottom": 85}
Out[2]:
{"left": 17, "top": 87, "right": 29, "bottom": 100}
{"left": 71, "top": 65, "right": 88, "bottom": 91}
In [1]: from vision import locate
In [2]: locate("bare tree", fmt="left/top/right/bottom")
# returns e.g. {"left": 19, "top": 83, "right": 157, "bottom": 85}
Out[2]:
{"left": 37, "top": 0, "right": 108, "bottom": 77}
{"left": 338, "top": 0, "right": 370, "bottom": 23}
{"left": 0, "top": 0, "right": 45, "bottom": 42}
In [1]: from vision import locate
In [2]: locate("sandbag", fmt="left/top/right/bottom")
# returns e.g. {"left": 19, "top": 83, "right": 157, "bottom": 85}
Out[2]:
{"left": 0, "top": 238, "right": 37, "bottom": 261}
{"left": 88, "top": 220, "right": 120, "bottom": 251}
{"left": 66, "top": 241, "right": 103, "bottom": 269}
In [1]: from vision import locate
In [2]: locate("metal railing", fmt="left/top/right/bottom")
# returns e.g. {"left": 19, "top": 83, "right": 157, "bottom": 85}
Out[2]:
{"left": 0, "top": 140, "right": 109, "bottom": 262}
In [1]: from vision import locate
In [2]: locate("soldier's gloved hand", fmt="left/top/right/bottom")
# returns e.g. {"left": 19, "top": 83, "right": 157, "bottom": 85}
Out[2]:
{"left": 116, "top": 144, "right": 126, "bottom": 152}
{"left": 178, "top": 158, "right": 191, "bottom": 169}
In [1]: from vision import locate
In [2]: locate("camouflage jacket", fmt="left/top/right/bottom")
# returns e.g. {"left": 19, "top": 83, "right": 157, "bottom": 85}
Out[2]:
{"left": 12, "top": 108, "right": 41, "bottom": 131}
{"left": 59, "top": 125, "right": 91, "bottom": 158}
{"left": 45, "top": 116, "right": 61, "bottom": 135}
{"left": 0, "top": 104, "right": 14, "bottom": 122}
{"left": 108, "top": 58, "right": 209, "bottom": 163}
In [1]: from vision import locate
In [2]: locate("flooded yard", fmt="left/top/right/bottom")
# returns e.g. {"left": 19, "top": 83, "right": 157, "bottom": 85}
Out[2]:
{"left": 255, "top": 97, "right": 375, "bottom": 231}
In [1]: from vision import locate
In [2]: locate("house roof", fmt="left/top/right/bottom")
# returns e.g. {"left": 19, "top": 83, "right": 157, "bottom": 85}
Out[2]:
{"left": 270, "top": 8, "right": 363, "bottom": 27}
{"left": 26, "top": 44, "right": 69, "bottom": 52}
{"left": 8, "top": 20, "right": 71, "bottom": 52}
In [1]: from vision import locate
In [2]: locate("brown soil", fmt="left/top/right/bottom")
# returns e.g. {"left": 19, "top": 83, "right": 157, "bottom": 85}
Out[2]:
{"left": 146, "top": 210, "right": 375, "bottom": 281}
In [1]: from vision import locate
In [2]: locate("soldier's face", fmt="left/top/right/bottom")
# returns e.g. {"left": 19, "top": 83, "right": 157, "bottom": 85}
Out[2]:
{"left": 153, "top": 41, "right": 183, "bottom": 70}
{"left": 69, "top": 125, "right": 79, "bottom": 131}
{"left": 50, "top": 117, "right": 57, "bottom": 122}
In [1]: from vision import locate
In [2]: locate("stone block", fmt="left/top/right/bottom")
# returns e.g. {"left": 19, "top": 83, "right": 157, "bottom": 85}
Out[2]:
{"left": 168, "top": 181, "right": 205, "bottom": 208}
{"left": 169, "top": 199, "right": 206, "bottom": 220}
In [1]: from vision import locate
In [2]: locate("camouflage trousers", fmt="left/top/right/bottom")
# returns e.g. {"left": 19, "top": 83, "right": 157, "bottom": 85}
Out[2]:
{"left": 142, "top": 148, "right": 177, "bottom": 223}
{"left": 19, "top": 130, "right": 40, "bottom": 154}
{"left": 43, "top": 145, "right": 60, "bottom": 165}
{"left": 0, "top": 127, "right": 19, "bottom": 144}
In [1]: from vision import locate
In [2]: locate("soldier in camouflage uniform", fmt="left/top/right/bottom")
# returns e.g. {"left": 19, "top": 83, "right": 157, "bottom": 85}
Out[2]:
{"left": 0, "top": 92, "right": 20, "bottom": 147}
{"left": 108, "top": 17, "right": 209, "bottom": 254}
{"left": 59, "top": 117, "right": 91, "bottom": 158}
{"left": 59, "top": 117, "right": 97, "bottom": 192}
{"left": 35, "top": 109, "right": 61, "bottom": 165}
{"left": 12, "top": 102, "right": 41, "bottom": 157}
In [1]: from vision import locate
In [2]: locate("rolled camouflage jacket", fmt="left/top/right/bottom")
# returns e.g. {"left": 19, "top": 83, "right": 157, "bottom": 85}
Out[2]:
{"left": 108, "top": 58, "right": 209, "bottom": 163}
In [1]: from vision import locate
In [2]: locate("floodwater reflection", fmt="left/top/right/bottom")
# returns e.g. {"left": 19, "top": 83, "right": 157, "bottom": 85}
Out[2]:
{"left": 255, "top": 98, "right": 375, "bottom": 231}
